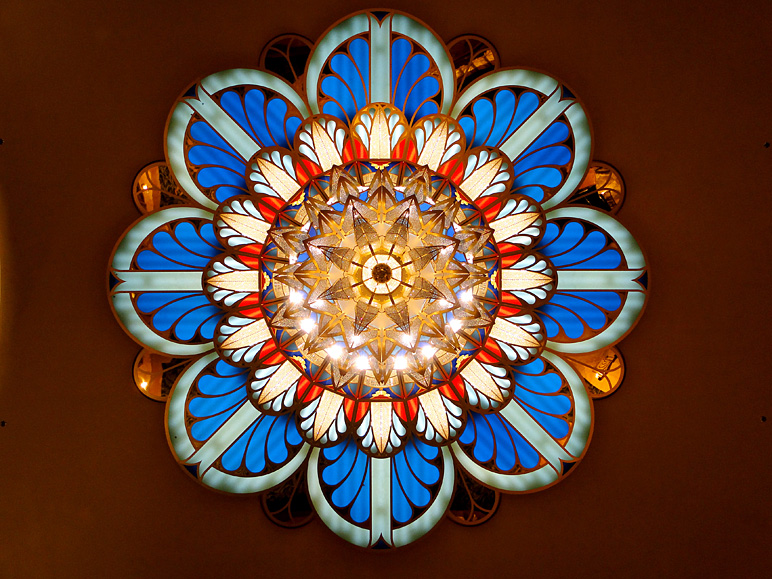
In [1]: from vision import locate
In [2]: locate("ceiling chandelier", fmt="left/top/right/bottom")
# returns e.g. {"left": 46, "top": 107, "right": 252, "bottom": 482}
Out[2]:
{"left": 109, "top": 9, "right": 648, "bottom": 548}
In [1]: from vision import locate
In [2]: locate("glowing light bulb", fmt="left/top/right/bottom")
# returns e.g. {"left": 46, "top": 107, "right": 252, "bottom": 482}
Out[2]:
{"left": 437, "top": 299, "right": 451, "bottom": 308}
{"left": 356, "top": 355, "right": 370, "bottom": 370}
{"left": 289, "top": 289, "right": 304, "bottom": 304}
{"left": 299, "top": 318, "right": 316, "bottom": 333}
{"left": 140, "top": 380, "right": 148, "bottom": 390}
{"left": 422, "top": 345, "right": 437, "bottom": 358}
{"left": 394, "top": 356, "right": 407, "bottom": 370}
{"left": 395, "top": 186, "right": 406, "bottom": 192}
{"left": 326, "top": 344, "right": 343, "bottom": 359}
{"left": 448, "top": 318, "right": 462, "bottom": 332}
{"left": 460, "top": 289, "right": 474, "bottom": 303}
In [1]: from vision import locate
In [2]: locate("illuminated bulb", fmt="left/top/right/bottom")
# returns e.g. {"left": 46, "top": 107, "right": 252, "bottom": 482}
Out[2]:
{"left": 140, "top": 380, "right": 148, "bottom": 390}
{"left": 400, "top": 333, "right": 413, "bottom": 345}
{"left": 289, "top": 289, "right": 304, "bottom": 304}
{"left": 460, "top": 289, "right": 474, "bottom": 303}
{"left": 395, "top": 186, "right": 405, "bottom": 192}
{"left": 326, "top": 344, "right": 343, "bottom": 359}
{"left": 141, "top": 185, "right": 148, "bottom": 190}
{"left": 394, "top": 356, "right": 407, "bottom": 370}
{"left": 437, "top": 299, "right": 451, "bottom": 308}
{"left": 422, "top": 345, "right": 437, "bottom": 358}
{"left": 356, "top": 355, "right": 370, "bottom": 370}
{"left": 448, "top": 318, "right": 462, "bottom": 332}
{"left": 299, "top": 318, "right": 316, "bottom": 333}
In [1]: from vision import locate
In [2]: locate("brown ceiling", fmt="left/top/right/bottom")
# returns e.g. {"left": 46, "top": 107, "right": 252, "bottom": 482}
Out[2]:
{"left": 0, "top": 0, "right": 770, "bottom": 576}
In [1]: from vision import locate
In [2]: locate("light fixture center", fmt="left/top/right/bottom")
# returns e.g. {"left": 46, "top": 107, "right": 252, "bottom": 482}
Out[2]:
{"left": 372, "top": 263, "right": 392, "bottom": 283}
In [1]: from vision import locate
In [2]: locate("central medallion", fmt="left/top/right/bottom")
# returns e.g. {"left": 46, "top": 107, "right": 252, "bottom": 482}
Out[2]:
{"left": 371, "top": 263, "right": 392, "bottom": 284}
{"left": 261, "top": 160, "right": 499, "bottom": 400}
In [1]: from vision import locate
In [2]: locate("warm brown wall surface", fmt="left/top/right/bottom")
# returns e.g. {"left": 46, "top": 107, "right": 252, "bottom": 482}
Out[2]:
{"left": 0, "top": 0, "right": 770, "bottom": 576}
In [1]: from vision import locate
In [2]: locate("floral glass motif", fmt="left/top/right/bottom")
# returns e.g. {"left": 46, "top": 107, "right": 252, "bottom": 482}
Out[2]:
{"left": 109, "top": 10, "right": 648, "bottom": 549}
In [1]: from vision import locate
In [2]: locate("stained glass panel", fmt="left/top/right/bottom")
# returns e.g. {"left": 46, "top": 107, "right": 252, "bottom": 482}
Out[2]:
{"left": 108, "top": 9, "right": 648, "bottom": 549}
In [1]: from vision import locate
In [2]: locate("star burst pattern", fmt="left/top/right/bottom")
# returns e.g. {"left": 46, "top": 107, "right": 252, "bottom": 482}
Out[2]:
{"left": 251, "top": 163, "right": 498, "bottom": 398}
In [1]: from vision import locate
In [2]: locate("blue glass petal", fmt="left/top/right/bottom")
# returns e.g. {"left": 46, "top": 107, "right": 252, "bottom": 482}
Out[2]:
{"left": 549, "top": 294, "right": 606, "bottom": 329}
{"left": 512, "top": 144, "right": 571, "bottom": 174}
{"left": 513, "top": 166, "right": 563, "bottom": 189}
{"left": 508, "top": 120, "right": 573, "bottom": 203}
{"left": 537, "top": 221, "right": 586, "bottom": 258}
{"left": 320, "top": 38, "right": 369, "bottom": 124}
{"left": 323, "top": 440, "right": 371, "bottom": 524}
{"left": 189, "top": 121, "right": 241, "bottom": 158}
{"left": 188, "top": 145, "right": 245, "bottom": 174}
{"left": 220, "top": 90, "right": 258, "bottom": 142}
{"left": 265, "top": 97, "right": 291, "bottom": 147}
{"left": 330, "top": 53, "right": 367, "bottom": 111}
{"left": 460, "top": 411, "right": 541, "bottom": 471}
{"left": 153, "top": 295, "right": 210, "bottom": 334}
{"left": 197, "top": 167, "right": 247, "bottom": 189}
{"left": 537, "top": 302, "right": 585, "bottom": 339}
{"left": 136, "top": 250, "right": 197, "bottom": 271}
{"left": 174, "top": 305, "right": 221, "bottom": 341}
{"left": 515, "top": 388, "right": 572, "bottom": 415}
{"left": 487, "top": 413, "right": 516, "bottom": 471}
{"left": 190, "top": 404, "right": 240, "bottom": 442}
{"left": 520, "top": 121, "right": 570, "bottom": 158}
{"left": 460, "top": 89, "right": 540, "bottom": 148}
{"left": 322, "top": 440, "right": 358, "bottom": 487}
{"left": 189, "top": 386, "right": 247, "bottom": 418}
{"left": 564, "top": 249, "right": 622, "bottom": 270}
{"left": 150, "top": 232, "right": 211, "bottom": 268}
{"left": 321, "top": 75, "right": 358, "bottom": 122}
{"left": 265, "top": 414, "right": 293, "bottom": 465}
{"left": 523, "top": 407, "right": 570, "bottom": 439}
{"left": 406, "top": 441, "right": 440, "bottom": 484}
{"left": 392, "top": 38, "right": 439, "bottom": 122}
{"left": 464, "top": 98, "right": 493, "bottom": 148}
{"left": 221, "top": 421, "right": 258, "bottom": 471}
{"left": 136, "top": 292, "right": 193, "bottom": 314}
{"left": 245, "top": 416, "right": 273, "bottom": 473}
{"left": 197, "top": 366, "right": 249, "bottom": 396}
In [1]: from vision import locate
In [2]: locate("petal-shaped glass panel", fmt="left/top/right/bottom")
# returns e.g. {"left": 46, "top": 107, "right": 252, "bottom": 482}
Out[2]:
{"left": 167, "top": 353, "right": 309, "bottom": 493}
{"left": 308, "top": 437, "right": 454, "bottom": 548}
{"left": 452, "top": 352, "right": 591, "bottom": 492}
{"left": 537, "top": 207, "right": 648, "bottom": 353}
{"left": 166, "top": 70, "right": 308, "bottom": 210}
{"left": 307, "top": 11, "right": 455, "bottom": 123}
{"left": 110, "top": 207, "right": 221, "bottom": 355}
{"left": 452, "top": 69, "right": 590, "bottom": 209}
